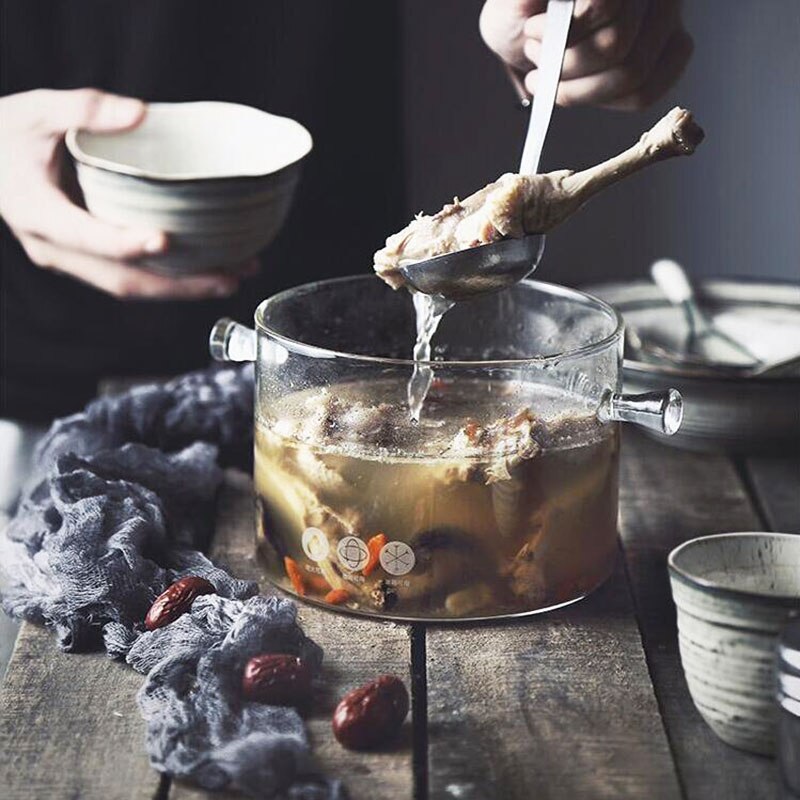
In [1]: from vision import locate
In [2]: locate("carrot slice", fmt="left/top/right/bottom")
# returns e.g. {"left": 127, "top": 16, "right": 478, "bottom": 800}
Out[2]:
{"left": 284, "top": 556, "right": 306, "bottom": 596}
{"left": 324, "top": 588, "right": 350, "bottom": 605}
{"left": 362, "top": 532, "right": 388, "bottom": 576}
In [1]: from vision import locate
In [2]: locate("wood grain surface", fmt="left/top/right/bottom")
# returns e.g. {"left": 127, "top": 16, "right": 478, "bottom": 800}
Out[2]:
{"left": 0, "top": 624, "right": 161, "bottom": 800}
{"left": 425, "top": 556, "right": 682, "bottom": 800}
{"left": 618, "top": 430, "right": 781, "bottom": 800}
{"left": 744, "top": 455, "right": 800, "bottom": 532}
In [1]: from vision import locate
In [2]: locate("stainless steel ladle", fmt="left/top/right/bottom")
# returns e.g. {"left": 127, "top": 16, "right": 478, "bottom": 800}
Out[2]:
{"left": 400, "top": 0, "right": 574, "bottom": 301}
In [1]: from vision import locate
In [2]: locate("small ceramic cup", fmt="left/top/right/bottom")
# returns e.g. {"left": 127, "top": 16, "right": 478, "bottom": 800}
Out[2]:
{"left": 668, "top": 532, "right": 800, "bottom": 755}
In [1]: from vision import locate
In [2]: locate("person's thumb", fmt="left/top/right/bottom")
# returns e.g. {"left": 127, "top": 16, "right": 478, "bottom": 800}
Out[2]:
{"left": 480, "top": 0, "right": 548, "bottom": 67}
{"left": 41, "top": 88, "right": 146, "bottom": 134}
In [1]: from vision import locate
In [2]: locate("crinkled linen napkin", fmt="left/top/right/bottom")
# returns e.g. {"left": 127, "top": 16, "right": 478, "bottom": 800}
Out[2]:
{"left": 0, "top": 366, "right": 346, "bottom": 799}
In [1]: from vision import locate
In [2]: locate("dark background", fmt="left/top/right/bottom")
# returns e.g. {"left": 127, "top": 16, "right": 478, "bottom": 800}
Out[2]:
{"left": 400, "top": 0, "right": 800, "bottom": 288}
{"left": 1, "top": 0, "right": 798, "bottom": 421}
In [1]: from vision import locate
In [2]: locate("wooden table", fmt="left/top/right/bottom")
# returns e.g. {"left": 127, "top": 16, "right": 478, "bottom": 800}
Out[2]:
{"left": 1, "top": 429, "right": 798, "bottom": 800}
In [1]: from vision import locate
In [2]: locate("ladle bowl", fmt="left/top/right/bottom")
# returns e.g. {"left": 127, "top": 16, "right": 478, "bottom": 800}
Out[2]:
{"left": 399, "top": 235, "right": 546, "bottom": 301}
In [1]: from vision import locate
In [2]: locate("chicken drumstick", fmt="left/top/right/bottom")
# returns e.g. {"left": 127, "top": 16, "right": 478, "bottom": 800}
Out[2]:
{"left": 374, "top": 107, "right": 704, "bottom": 290}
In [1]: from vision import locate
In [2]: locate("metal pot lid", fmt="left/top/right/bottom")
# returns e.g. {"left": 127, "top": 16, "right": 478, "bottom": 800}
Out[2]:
{"left": 585, "top": 278, "right": 800, "bottom": 383}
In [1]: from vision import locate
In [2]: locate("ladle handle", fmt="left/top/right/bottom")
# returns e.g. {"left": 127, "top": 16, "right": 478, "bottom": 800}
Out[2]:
{"left": 598, "top": 389, "right": 684, "bottom": 436}
{"left": 519, "top": 0, "right": 574, "bottom": 174}
{"left": 209, "top": 318, "right": 256, "bottom": 363}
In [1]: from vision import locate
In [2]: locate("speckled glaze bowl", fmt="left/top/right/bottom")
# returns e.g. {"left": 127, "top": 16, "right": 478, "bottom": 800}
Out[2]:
{"left": 669, "top": 532, "right": 800, "bottom": 755}
{"left": 66, "top": 101, "right": 312, "bottom": 275}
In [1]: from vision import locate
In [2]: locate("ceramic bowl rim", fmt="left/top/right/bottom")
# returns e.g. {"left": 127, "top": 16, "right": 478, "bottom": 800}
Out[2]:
{"left": 65, "top": 100, "right": 313, "bottom": 182}
{"left": 668, "top": 532, "right": 800, "bottom": 606}
{"left": 584, "top": 277, "right": 800, "bottom": 386}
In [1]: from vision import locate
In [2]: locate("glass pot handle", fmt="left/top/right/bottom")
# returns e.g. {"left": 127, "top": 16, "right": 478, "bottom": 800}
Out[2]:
{"left": 598, "top": 389, "right": 684, "bottom": 436}
{"left": 209, "top": 318, "right": 256, "bottom": 363}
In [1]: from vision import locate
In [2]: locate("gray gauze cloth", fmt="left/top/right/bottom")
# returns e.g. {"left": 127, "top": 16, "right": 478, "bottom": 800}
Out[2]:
{"left": 0, "top": 366, "right": 346, "bottom": 800}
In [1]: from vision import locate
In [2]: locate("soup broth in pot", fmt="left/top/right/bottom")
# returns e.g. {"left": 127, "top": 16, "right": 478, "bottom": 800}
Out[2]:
{"left": 254, "top": 376, "right": 619, "bottom": 620}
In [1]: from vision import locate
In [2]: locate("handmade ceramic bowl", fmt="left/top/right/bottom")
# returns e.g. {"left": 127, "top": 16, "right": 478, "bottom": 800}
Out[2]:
{"left": 66, "top": 101, "right": 312, "bottom": 275}
{"left": 668, "top": 532, "right": 800, "bottom": 755}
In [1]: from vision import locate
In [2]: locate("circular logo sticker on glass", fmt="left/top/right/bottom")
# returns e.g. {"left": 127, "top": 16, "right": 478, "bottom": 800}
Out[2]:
{"left": 379, "top": 541, "right": 416, "bottom": 576}
{"left": 336, "top": 536, "right": 370, "bottom": 572}
{"left": 301, "top": 527, "right": 330, "bottom": 562}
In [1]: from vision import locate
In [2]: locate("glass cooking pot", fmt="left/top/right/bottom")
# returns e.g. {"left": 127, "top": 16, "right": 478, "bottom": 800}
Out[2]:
{"left": 210, "top": 276, "right": 682, "bottom": 621}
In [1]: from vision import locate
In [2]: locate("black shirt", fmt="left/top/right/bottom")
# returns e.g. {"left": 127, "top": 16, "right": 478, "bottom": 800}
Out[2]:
{"left": 0, "top": 0, "right": 403, "bottom": 420}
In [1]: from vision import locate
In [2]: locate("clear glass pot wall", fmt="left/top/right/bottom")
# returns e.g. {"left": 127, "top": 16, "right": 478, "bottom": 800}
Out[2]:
{"left": 211, "top": 276, "right": 682, "bottom": 621}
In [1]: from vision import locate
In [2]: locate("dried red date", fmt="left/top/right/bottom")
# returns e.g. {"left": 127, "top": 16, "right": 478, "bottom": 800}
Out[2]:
{"left": 242, "top": 654, "right": 312, "bottom": 706}
{"left": 332, "top": 674, "right": 409, "bottom": 750}
{"left": 144, "top": 576, "right": 215, "bottom": 631}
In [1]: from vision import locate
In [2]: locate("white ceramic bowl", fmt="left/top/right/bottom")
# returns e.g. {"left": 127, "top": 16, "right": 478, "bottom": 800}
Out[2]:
{"left": 669, "top": 532, "right": 800, "bottom": 755}
{"left": 66, "top": 101, "right": 312, "bottom": 274}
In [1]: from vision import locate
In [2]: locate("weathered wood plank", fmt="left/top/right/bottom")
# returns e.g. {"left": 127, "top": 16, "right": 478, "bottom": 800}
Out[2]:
{"left": 0, "top": 623, "right": 160, "bottom": 800}
{"left": 0, "top": 510, "right": 21, "bottom": 684}
{"left": 0, "top": 420, "right": 45, "bottom": 512}
{"left": 169, "top": 469, "right": 415, "bottom": 800}
{"left": 0, "top": 380, "right": 160, "bottom": 799}
{"left": 744, "top": 455, "right": 800, "bottom": 532}
{"left": 426, "top": 555, "right": 681, "bottom": 800}
{"left": 619, "top": 430, "right": 779, "bottom": 800}
{"left": 0, "top": 422, "right": 45, "bottom": 681}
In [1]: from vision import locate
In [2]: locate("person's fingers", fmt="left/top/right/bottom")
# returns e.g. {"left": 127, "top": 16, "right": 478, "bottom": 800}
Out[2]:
{"left": 523, "top": 0, "right": 646, "bottom": 78}
{"left": 28, "top": 88, "right": 146, "bottom": 135}
{"left": 11, "top": 184, "right": 166, "bottom": 260}
{"left": 479, "top": 0, "right": 549, "bottom": 71}
{"left": 598, "top": 29, "right": 693, "bottom": 111}
{"left": 524, "top": 0, "right": 680, "bottom": 106}
{"left": 524, "top": 0, "right": 626, "bottom": 47}
{"left": 18, "top": 235, "right": 240, "bottom": 300}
